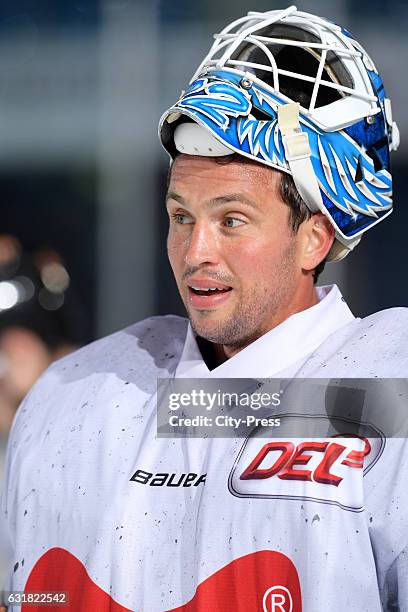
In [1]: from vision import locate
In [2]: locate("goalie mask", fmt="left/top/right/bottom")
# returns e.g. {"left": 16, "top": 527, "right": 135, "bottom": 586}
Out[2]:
{"left": 159, "top": 6, "right": 400, "bottom": 261}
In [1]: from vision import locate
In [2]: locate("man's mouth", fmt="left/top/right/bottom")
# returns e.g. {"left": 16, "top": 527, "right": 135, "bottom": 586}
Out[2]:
{"left": 190, "top": 286, "right": 231, "bottom": 296}
{"left": 186, "top": 279, "right": 233, "bottom": 309}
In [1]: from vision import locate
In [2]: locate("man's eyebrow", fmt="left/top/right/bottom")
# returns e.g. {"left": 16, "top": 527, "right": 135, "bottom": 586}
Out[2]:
{"left": 166, "top": 191, "right": 186, "bottom": 206}
{"left": 166, "top": 191, "right": 259, "bottom": 210}
{"left": 208, "top": 194, "right": 259, "bottom": 209}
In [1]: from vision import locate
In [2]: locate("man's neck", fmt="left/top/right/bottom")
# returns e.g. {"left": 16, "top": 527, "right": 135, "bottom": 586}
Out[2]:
{"left": 196, "top": 285, "right": 320, "bottom": 369}
{"left": 195, "top": 336, "right": 228, "bottom": 371}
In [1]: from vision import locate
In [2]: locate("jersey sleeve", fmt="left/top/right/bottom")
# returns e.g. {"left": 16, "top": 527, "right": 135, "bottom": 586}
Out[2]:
{"left": 0, "top": 372, "right": 51, "bottom": 594}
{"left": 1, "top": 396, "right": 26, "bottom": 593}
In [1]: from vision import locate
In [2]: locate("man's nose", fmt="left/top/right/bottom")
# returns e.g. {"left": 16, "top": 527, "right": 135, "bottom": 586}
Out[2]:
{"left": 184, "top": 221, "right": 219, "bottom": 267}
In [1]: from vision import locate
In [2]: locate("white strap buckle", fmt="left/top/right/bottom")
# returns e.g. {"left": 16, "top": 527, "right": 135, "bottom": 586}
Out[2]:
{"left": 284, "top": 131, "right": 311, "bottom": 160}
{"left": 278, "top": 103, "right": 311, "bottom": 160}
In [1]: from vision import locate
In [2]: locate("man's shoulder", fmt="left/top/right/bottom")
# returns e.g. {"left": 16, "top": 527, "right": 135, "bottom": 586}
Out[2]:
{"left": 360, "top": 305, "right": 408, "bottom": 327}
{"left": 12, "top": 314, "right": 189, "bottom": 428}
{"left": 303, "top": 306, "right": 408, "bottom": 376}
{"left": 7, "top": 315, "right": 188, "bottom": 441}
{"left": 4, "top": 315, "right": 190, "bottom": 503}
{"left": 326, "top": 305, "right": 408, "bottom": 344}
{"left": 50, "top": 314, "right": 189, "bottom": 376}
{"left": 348, "top": 306, "right": 408, "bottom": 346}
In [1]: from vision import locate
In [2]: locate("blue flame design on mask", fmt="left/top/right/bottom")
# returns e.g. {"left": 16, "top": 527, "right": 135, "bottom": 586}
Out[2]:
{"left": 175, "top": 70, "right": 392, "bottom": 240}
{"left": 179, "top": 78, "right": 252, "bottom": 128}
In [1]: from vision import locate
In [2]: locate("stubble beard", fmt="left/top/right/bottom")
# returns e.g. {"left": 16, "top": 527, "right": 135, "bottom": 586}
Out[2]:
{"left": 187, "top": 243, "right": 297, "bottom": 350}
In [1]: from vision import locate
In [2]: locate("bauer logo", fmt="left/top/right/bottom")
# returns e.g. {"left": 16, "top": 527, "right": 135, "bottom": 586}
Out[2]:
{"left": 229, "top": 415, "right": 384, "bottom": 511}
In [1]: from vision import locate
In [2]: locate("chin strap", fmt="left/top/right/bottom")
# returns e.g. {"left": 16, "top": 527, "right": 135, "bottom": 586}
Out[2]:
{"left": 277, "top": 102, "right": 360, "bottom": 261}
{"left": 277, "top": 102, "right": 322, "bottom": 213}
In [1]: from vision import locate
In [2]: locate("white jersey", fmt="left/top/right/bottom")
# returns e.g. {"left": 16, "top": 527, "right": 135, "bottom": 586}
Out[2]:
{"left": 2, "top": 285, "right": 408, "bottom": 611}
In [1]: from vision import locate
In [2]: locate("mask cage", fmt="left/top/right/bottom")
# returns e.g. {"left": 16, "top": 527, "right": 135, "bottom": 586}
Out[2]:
{"left": 231, "top": 25, "right": 353, "bottom": 110}
{"left": 191, "top": 7, "right": 378, "bottom": 114}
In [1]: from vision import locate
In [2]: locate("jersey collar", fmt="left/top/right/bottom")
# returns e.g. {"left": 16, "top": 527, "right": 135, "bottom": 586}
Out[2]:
{"left": 175, "top": 285, "right": 355, "bottom": 379}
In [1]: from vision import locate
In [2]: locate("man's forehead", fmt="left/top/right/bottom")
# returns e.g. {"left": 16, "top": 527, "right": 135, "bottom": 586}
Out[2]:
{"left": 166, "top": 189, "right": 262, "bottom": 212}
{"left": 166, "top": 154, "right": 289, "bottom": 218}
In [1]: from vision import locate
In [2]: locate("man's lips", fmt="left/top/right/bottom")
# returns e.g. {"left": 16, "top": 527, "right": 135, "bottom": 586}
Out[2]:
{"left": 186, "top": 277, "right": 233, "bottom": 309}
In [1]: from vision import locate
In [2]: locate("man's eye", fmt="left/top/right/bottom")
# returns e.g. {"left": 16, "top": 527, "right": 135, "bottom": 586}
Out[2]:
{"left": 172, "top": 213, "right": 192, "bottom": 224}
{"left": 223, "top": 217, "right": 245, "bottom": 228}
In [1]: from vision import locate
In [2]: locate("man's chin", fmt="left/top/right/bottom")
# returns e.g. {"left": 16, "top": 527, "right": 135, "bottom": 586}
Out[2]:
{"left": 188, "top": 311, "right": 229, "bottom": 344}
{"left": 187, "top": 309, "right": 247, "bottom": 347}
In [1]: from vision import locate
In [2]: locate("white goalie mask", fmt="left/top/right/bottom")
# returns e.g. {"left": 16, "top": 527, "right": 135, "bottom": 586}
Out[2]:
{"left": 159, "top": 6, "right": 400, "bottom": 261}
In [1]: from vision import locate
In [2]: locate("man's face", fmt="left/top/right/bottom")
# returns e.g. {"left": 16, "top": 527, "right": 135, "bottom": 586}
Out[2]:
{"left": 166, "top": 155, "right": 307, "bottom": 351}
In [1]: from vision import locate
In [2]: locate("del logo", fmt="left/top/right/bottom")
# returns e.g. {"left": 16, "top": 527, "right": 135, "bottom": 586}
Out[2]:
{"left": 229, "top": 416, "right": 384, "bottom": 511}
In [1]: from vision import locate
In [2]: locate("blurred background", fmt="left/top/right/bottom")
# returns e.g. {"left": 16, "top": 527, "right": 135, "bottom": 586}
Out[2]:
{"left": 0, "top": 0, "right": 407, "bottom": 583}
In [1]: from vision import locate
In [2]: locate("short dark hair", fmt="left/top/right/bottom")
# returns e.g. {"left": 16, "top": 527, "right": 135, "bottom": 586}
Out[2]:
{"left": 278, "top": 167, "right": 326, "bottom": 283}
{"left": 167, "top": 153, "right": 327, "bottom": 282}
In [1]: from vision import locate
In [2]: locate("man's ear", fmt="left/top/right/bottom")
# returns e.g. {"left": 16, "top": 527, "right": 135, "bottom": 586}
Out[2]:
{"left": 299, "top": 212, "right": 335, "bottom": 272}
